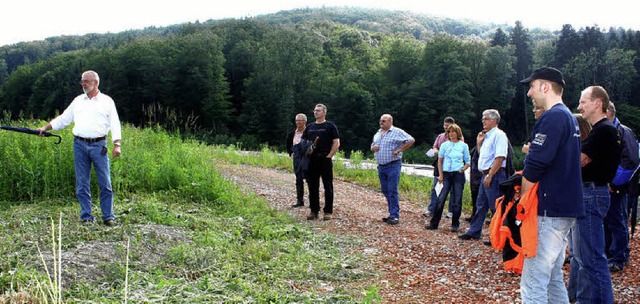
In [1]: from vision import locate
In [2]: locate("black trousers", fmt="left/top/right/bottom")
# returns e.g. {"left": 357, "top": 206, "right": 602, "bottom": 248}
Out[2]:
{"left": 293, "top": 156, "right": 305, "bottom": 204}
{"left": 306, "top": 157, "right": 334, "bottom": 214}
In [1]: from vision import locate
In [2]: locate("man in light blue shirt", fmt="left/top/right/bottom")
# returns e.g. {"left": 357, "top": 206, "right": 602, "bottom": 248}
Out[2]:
{"left": 459, "top": 109, "right": 508, "bottom": 240}
{"left": 371, "top": 114, "right": 415, "bottom": 225}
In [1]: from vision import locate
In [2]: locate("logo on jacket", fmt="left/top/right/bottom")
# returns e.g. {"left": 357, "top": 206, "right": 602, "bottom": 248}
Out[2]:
{"left": 532, "top": 133, "right": 546, "bottom": 146}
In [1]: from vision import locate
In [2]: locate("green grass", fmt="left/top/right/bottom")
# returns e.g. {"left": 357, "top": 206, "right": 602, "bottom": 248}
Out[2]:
{"left": 0, "top": 121, "right": 373, "bottom": 303}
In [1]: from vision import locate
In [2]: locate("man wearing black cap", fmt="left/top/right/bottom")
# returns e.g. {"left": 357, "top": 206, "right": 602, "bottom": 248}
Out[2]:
{"left": 518, "top": 67, "right": 584, "bottom": 303}
{"left": 568, "top": 85, "right": 619, "bottom": 303}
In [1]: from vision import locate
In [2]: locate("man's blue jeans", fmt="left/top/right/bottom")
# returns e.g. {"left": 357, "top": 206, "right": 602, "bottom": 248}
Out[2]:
{"left": 74, "top": 138, "right": 115, "bottom": 222}
{"left": 521, "top": 215, "right": 575, "bottom": 304}
{"left": 378, "top": 160, "right": 402, "bottom": 219}
{"left": 568, "top": 184, "right": 614, "bottom": 304}
{"left": 465, "top": 171, "right": 505, "bottom": 238}
{"left": 605, "top": 190, "right": 629, "bottom": 266}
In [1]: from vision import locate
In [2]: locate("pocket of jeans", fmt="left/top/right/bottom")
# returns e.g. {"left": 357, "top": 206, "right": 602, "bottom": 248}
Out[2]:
{"left": 550, "top": 217, "right": 572, "bottom": 232}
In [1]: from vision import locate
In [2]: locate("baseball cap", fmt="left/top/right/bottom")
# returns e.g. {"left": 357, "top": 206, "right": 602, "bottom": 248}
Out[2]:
{"left": 520, "top": 67, "right": 565, "bottom": 87}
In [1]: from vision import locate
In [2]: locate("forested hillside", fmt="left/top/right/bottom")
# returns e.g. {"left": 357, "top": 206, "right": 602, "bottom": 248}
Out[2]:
{"left": 1, "top": 7, "right": 640, "bottom": 156}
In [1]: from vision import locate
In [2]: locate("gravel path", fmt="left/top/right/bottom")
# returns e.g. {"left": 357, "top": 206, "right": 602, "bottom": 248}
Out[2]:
{"left": 219, "top": 163, "right": 639, "bottom": 303}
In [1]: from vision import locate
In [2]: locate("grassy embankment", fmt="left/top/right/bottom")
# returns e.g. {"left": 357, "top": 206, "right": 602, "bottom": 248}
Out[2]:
{"left": 0, "top": 120, "right": 384, "bottom": 303}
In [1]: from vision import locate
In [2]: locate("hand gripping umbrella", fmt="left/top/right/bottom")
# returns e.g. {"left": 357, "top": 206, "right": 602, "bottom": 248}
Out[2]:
{"left": 0, "top": 126, "right": 62, "bottom": 144}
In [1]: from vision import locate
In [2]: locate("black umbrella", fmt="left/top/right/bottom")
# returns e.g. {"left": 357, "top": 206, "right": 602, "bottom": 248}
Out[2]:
{"left": 0, "top": 126, "right": 62, "bottom": 144}
{"left": 630, "top": 167, "right": 640, "bottom": 238}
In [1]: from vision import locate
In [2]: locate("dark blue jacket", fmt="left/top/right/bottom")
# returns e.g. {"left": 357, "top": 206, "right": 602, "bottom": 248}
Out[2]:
{"left": 522, "top": 103, "right": 584, "bottom": 217}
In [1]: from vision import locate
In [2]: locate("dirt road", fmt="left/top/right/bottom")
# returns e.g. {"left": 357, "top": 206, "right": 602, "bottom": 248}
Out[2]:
{"left": 220, "top": 163, "right": 639, "bottom": 303}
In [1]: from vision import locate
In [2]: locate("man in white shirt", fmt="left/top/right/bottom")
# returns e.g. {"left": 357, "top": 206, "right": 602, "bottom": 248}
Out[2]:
{"left": 459, "top": 109, "right": 508, "bottom": 240}
{"left": 39, "top": 70, "right": 122, "bottom": 226}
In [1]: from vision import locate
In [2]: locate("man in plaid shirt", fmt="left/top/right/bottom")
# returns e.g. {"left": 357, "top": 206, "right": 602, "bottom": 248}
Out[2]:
{"left": 371, "top": 114, "right": 415, "bottom": 225}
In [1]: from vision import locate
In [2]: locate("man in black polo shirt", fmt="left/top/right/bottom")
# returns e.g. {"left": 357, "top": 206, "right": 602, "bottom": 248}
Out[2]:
{"left": 568, "top": 85, "right": 620, "bottom": 304}
{"left": 302, "top": 103, "right": 340, "bottom": 221}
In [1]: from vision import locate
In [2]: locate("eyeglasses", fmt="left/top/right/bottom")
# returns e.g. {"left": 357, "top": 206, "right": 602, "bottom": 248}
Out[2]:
{"left": 79, "top": 80, "right": 94, "bottom": 85}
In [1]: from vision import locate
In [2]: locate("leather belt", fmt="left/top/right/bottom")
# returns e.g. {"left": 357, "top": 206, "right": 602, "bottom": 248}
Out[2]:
{"left": 482, "top": 168, "right": 505, "bottom": 175}
{"left": 75, "top": 135, "right": 106, "bottom": 143}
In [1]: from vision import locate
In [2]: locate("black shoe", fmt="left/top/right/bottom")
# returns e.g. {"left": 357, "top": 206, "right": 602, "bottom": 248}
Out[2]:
{"left": 385, "top": 217, "right": 399, "bottom": 225}
{"left": 483, "top": 240, "right": 492, "bottom": 246}
{"left": 291, "top": 202, "right": 304, "bottom": 208}
{"left": 104, "top": 220, "right": 117, "bottom": 227}
{"left": 464, "top": 216, "right": 473, "bottom": 222}
{"left": 450, "top": 226, "right": 460, "bottom": 233}
{"left": 425, "top": 224, "right": 438, "bottom": 230}
{"left": 81, "top": 219, "right": 94, "bottom": 224}
{"left": 458, "top": 233, "right": 480, "bottom": 240}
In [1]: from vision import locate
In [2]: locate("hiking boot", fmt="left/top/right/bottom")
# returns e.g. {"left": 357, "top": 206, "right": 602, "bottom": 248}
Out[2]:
{"left": 323, "top": 214, "right": 332, "bottom": 221}
{"left": 104, "top": 220, "right": 117, "bottom": 227}
{"left": 450, "top": 226, "right": 460, "bottom": 233}
{"left": 81, "top": 219, "right": 95, "bottom": 225}
{"left": 306, "top": 212, "right": 319, "bottom": 220}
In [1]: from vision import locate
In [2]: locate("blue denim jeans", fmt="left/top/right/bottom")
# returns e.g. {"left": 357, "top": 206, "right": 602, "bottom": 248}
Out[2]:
{"left": 521, "top": 215, "right": 575, "bottom": 304}
{"left": 430, "top": 171, "right": 464, "bottom": 228}
{"left": 428, "top": 176, "right": 453, "bottom": 214}
{"left": 465, "top": 171, "right": 505, "bottom": 238}
{"left": 378, "top": 160, "right": 402, "bottom": 218}
{"left": 568, "top": 185, "right": 614, "bottom": 304}
{"left": 604, "top": 191, "right": 629, "bottom": 266}
{"left": 74, "top": 138, "right": 115, "bottom": 222}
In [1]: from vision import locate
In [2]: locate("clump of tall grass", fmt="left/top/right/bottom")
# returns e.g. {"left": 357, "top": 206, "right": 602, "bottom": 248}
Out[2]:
{"left": 35, "top": 214, "right": 63, "bottom": 304}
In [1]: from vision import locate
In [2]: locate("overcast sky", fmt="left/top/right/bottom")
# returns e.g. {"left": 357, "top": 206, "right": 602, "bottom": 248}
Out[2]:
{"left": 3, "top": 0, "right": 639, "bottom": 46}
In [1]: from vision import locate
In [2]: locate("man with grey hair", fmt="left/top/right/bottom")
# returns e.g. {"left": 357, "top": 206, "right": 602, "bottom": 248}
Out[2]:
{"left": 286, "top": 113, "right": 308, "bottom": 208}
{"left": 38, "top": 70, "right": 122, "bottom": 226}
{"left": 459, "top": 109, "right": 508, "bottom": 240}
{"left": 371, "top": 114, "right": 415, "bottom": 225}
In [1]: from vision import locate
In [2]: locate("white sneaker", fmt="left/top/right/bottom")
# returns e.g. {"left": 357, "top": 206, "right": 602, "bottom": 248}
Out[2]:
{"left": 423, "top": 211, "right": 432, "bottom": 218}
{"left": 446, "top": 212, "right": 453, "bottom": 218}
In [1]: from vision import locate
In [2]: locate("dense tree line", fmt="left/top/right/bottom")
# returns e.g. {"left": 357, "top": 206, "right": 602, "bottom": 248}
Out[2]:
{"left": 1, "top": 8, "right": 640, "bottom": 157}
